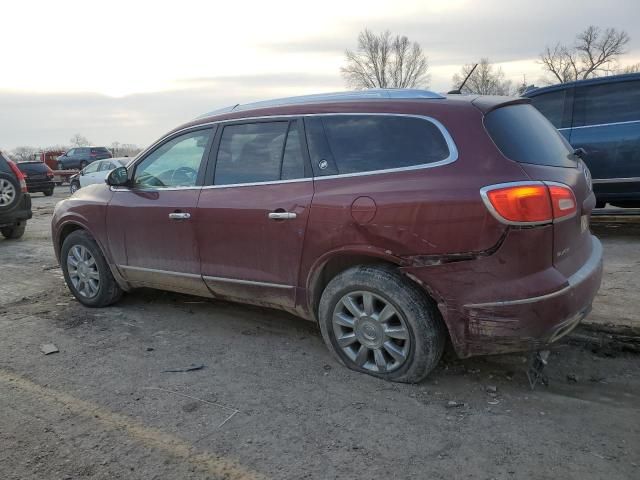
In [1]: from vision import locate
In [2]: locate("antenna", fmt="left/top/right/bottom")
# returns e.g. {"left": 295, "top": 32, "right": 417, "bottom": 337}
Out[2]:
{"left": 447, "top": 63, "right": 478, "bottom": 94}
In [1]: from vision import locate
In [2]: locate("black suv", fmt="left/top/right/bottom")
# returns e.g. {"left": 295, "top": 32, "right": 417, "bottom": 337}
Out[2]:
{"left": 56, "top": 147, "right": 112, "bottom": 170}
{"left": 0, "top": 152, "right": 32, "bottom": 239}
{"left": 16, "top": 161, "right": 55, "bottom": 196}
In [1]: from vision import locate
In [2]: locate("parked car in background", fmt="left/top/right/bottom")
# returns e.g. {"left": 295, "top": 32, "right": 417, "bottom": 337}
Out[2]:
{"left": 52, "top": 89, "right": 603, "bottom": 383}
{"left": 15, "top": 161, "right": 55, "bottom": 196}
{"left": 56, "top": 147, "right": 112, "bottom": 170}
{"left": 0, "top": 151, "right": 32, "bottom": 239}
{"left": 524, "top": 73, "right": 640, "bottom": 208}
{"left": 69, "top": 158, "right": 130, "bottom": 193}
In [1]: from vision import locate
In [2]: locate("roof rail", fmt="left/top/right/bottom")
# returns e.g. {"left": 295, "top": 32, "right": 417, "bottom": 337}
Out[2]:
{"left": 199, "top": 88, "right": 445, "bottom": 118}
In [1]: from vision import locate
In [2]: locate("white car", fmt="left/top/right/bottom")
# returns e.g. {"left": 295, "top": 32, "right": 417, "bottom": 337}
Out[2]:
{"left": 69, "top": 158, "right": 129, "bottom": 193}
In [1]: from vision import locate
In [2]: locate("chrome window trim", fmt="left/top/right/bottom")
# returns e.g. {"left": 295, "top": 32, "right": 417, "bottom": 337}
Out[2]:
{"left": 557, "top": 119, "right": 640, "bottom": 131}
{"left": 118, "top": 113, "right": 458, "bottom": 192}
{"left": 592, "top": 176, "right": 640, "bottom": 184}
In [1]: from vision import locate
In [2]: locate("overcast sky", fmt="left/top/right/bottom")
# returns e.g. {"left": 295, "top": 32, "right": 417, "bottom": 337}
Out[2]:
{"left": 2, "top": 0, "right": 639, "bottom": 151}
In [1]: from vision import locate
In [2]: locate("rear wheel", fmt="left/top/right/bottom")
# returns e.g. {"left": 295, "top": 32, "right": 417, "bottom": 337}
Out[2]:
{"left": 61, "top": 230, "right": 122, "bottom": 307}
{"left": 79, "top": 161, "right": 88, "bottom": 169}
{"left": 1, "top": 221, "right": 26, "bottom": 239}
{"left": 43, "top": 188, "right": 54, "bottom": 197}
{"left": 318, "top": 265, "right": 446, "bottom": 383}
{"left": 0, "top": 174, "right": 19, "bottom": 211}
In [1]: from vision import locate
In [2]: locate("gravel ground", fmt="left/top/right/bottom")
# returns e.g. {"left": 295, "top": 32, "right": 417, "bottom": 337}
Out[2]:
{"left": 0, "top": 189, "right": 638, "bottom": 480}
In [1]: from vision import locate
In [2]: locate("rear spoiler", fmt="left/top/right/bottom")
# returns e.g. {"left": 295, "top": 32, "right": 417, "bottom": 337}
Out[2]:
{"left": 471, "top": 96, "right": 531, "bottom": 115}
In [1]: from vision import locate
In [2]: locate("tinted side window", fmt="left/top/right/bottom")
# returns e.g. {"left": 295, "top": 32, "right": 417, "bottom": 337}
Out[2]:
{"left": 529, "top": 89, "right": 570, "bottom": 128}
{"left": 83, "top": 162, "right": 100, "bottom": 173}
{"left": 485, "top": 104, "right": 574, "bottom": 167}
{"left": 281, "top": 122, "right": 305, "bottom": 180}
{"left": 573, "top": 80, "right": 640, "bottom": 127}
{"left": 215, "top": 122, "right": 289, "bottom": 185}
{"left": 317, "top": 115, "right": 450, "bottom": 175}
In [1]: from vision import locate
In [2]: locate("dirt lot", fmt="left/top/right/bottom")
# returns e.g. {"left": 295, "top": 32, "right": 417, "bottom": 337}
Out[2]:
{"left": 1, "top": 189, "right": 639, "bottom": 480}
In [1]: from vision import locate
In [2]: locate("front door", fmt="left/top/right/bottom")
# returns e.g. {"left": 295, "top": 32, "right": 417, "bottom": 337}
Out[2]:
{"left": 106, "top": 127, "right": 215, "bottom": 296}
{"left": 79, "top": 161, "right": 102, "bottom": 187}
{"left": 196, "top": 119, "right": 313, "bottom": 308}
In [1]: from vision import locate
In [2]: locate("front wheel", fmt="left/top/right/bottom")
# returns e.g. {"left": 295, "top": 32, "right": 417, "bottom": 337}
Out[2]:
{"left": 318, "top": 265, "right": 446, "bottom": 383}
{"left": 61, "top": 230, "right": 123, "bottom": 307}
{"left": 79, "top": 161, "right": 88, "bottom": 169}
{"left": 57, "top": 161, "right": 64, "bottom": 170}
{"left": 1, "top": 221, "right": 26, "bottom": 239}
{"left": 43, "top": 188, "right": 54, "bottom": 197}
{"left": 70, "top": 182, "right": 80, "bottom": 194}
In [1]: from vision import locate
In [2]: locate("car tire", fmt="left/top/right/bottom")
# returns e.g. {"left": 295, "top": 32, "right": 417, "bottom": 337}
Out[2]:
{"left": 0, "top": 173, "right": 20, "bottom": 211}
{"left": 318, "top": 265, "right": 446, "bottom": 383}
{"left": 44, "top": 188, "right": 54, "bottom": 197}
{"left": 70, "top": 182, "right": 80, "bottom": 194}
{"left": 1, "top": 221, "right": 26, "bottom": 239}
{"left": 595, "top": 200, "right": 606, "bottom": 209}
{"left": 57, "top": 161, "right": 64, "bottom": 170}
{"left": 61, "top": 230, "right": 123, "bottom": 307}
{"left": 79, "top": 161, "right": 88, "bottom": 169}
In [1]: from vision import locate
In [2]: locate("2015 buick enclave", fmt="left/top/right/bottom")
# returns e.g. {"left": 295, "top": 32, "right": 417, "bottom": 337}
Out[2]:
{"left": 51, "top": 89, "right": 603, "bottom": 382}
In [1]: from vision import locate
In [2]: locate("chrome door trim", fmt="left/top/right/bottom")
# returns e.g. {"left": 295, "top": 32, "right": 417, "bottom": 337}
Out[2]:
{"left": 592, "top": 177, "right": 640, "bottom": 184}
{"left": 119, "top": 265, "right": 202, "bottom": 279}
{"left": 558, "top": 119, "right": 640, "bottom": 131}
{"left": 202, "top": 275, "right": 294, "bottom": 289}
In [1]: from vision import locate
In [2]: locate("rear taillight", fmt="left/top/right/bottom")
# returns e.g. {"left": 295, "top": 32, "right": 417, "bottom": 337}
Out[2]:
{"left": 6, "top": 160, "right": 28, "bottom": 193}
{"left": 481, "top": 181, "right": 576, "bottom": 225}
{"left": 90, "top": 153, "right": 97, "bottom": 157}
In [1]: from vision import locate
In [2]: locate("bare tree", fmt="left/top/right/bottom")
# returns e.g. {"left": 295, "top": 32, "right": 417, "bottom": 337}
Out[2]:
{"left": 11, "top": 146, "right": 38, "bottom": 162}
{"left": 341, "top": 29, "right": 430, "bottom": 89}
{"left": 618, "top": 62, "right": 640, "bottom": 74}
{"left": 69, "top": 133, "right": 91, "bottom": 147}
{"left": 451, "top": 59, "right": 514, "bottom": 95}
{"left": 540, "top": 26, "right": 630, "bottom": 83}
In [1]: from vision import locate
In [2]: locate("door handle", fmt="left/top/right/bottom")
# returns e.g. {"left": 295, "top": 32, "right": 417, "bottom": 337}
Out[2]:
{"left": 169, "top": 212, "right": 191, "bottom": 220}
{"left": 268, "top": 211, "right": 297, "bottom": 220}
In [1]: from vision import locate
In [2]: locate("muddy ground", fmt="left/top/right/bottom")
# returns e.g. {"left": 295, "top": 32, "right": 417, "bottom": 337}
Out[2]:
{"left": 0, "top": 189, "right": 638, "bottom": 479}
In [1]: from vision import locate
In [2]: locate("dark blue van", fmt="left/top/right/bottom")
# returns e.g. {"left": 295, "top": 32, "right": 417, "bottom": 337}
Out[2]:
{"left": 523, "top": 73, "right": 640, "bottom": 208}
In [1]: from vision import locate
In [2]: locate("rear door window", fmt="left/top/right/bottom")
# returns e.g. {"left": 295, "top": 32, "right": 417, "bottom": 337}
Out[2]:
{"left": 573, "top": 80, "right": 640, "bottom": 127}
{"left": 485, "top": 104, "right": 575, "bottom": 167}
{"left": 214, "top": 120, "right": 306, "bottom": 185}
{"left": 306, "top": 115, "right": 451, "bottom": 176}
{"left": 529, "top": 88, "right": 573, "bottom": 129}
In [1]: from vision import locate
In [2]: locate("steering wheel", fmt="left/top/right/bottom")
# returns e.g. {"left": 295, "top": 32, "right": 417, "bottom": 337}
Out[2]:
{"left": 169, "top": 166, "right": 198, "bottom": 186}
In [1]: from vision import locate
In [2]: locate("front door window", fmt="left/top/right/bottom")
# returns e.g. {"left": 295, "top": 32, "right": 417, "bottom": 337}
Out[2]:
{"left": 134, "top": 130, "right": 211, "bottom": 188}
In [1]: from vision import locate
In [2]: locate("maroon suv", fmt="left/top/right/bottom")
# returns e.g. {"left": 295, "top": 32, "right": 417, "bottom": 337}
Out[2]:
{"left": 51, "top": 89, "right": 603, "bottom": 382}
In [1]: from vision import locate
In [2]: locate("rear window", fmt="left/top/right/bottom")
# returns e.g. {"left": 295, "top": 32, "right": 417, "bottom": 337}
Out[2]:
{"left": 484, "top": 104, "right": 574, "bottom": 167}
{"left": 573, "top": 79, "right": 640, "bottom": 127}
{"left": 306, "top": 115, "right": 451, "bottom": 176}
{"left": 17, "top": 162, "right": 49, "bottom": 174}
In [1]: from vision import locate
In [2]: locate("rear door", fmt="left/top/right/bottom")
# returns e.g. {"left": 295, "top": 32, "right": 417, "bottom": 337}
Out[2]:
{"left": 196, "top": 119, "right": 313, "bottom": 308}
{"left": 569, "top": 79, "right": 640, "bottom": 182}
{"left": 484, "top": 104, "right": 595, "bottom": 277}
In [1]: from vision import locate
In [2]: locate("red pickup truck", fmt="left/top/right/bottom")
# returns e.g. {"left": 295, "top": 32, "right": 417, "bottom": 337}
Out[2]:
{"left": 32, "top": 150, "right": 76, "bottom": 185}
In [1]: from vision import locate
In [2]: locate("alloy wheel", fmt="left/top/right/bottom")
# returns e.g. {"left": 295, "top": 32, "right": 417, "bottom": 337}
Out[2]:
{"left": 332, "top": 290, "right": 411, "bottom": 373}
{"left": 0, "top": 179, "right": 16, "bottom": 207}
{"left": 67, "top": 244, "right": 100, "bottom": 298}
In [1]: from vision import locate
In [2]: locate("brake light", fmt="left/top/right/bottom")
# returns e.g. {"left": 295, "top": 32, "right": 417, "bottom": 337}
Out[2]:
{"left": 481, "top": 182, "right": 576, "bottom": 225}
{"left": 6, "top": 160, "right": 28, "bottom": 193}
{"left": 548, "top": 184, "right": 577, "bottom": 220}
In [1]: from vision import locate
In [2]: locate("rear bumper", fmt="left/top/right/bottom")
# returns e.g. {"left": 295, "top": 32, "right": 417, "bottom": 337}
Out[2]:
{"left": 0, "top": 194, "right": 32, "bottom": 227}
{"left": 402, "top": 232, "right": 603, "bottom": 358}
{"left": 26, "top": 179, "right": 55, "bottom": 192}
{"left": 461, "top": 236, "right": 602, "bottom": 354}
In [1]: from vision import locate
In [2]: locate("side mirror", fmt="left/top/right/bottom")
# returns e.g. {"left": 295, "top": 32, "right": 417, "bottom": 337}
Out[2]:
{"left": 106, "top": 166, "right": 129, "bottom": 187}
{"left": 573, "top": 147, "right": 587, "bottom": 159}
